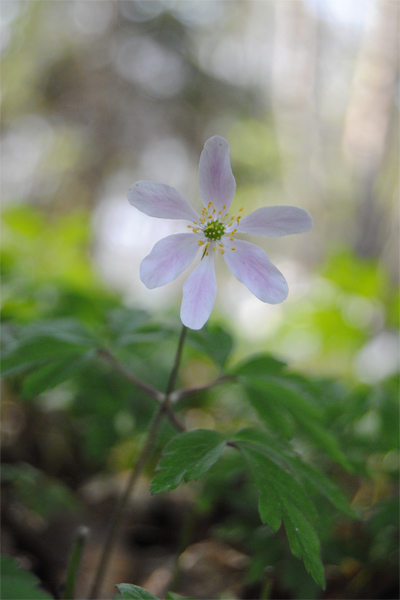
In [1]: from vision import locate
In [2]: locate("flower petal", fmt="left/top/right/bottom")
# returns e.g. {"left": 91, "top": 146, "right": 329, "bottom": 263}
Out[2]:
{"left": 237, "top": 206, "right": 313, "bottom": 237}
{"left": 180, "top": 252, "right": 217, "bottom": 330}
{"left": 140, "top": 233, "right": 199, "bottom": 289}
{"left": 198, "top": 136, "right": 236, "bottom": 212}
{"left": 128, "top": 181, "right": 199, "bottom": 221}
{"left": 223, "top": 239, "right": 288, "bottom": 303}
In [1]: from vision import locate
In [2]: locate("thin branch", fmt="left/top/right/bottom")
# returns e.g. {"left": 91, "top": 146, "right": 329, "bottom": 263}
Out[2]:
{"left": 89, "top": 324, "right": 188, "bottom": 599}
{"left": 165, "top": 325, "right": 187, "bottom": 396}
{"left": 98, "top": 347, "right": 185, "bottom": 431}
{"left": 88, "top": 406, "right": 166, "bottom": 600}
{"left": 162, "top": 403, "right": 186, "bottom": 432}
{"left": 170, "top": 374, "right": 237, "bottom": 403}
{"left": 98, "top": 348, "right": 164, "bottom": 403}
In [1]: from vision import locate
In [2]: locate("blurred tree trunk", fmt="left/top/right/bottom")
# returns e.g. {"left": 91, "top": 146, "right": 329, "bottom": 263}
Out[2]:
{"left": 271, "top": 0, "right": 325, "bottom": 205}
{"left": 342, "top": 0, "right": 399, "bottom": 259}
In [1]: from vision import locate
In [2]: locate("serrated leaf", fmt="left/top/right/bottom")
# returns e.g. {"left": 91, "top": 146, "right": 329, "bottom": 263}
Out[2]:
{"left": 234, "top": 427, "right": 360, "bottom": 519}
{"left": 116, "top": 583, "right": 159, "bottom": 599}
{"left": 234, "top": 428, "right": 358, "bottom": 519}
{"left": 187, "top": 324, "right": 233, "bottom": 368}
{"left": 151, "top": 429, "right": 226, "bottom": 494}
{"left": 0, "top": 555, "right": 53, "bottom": 600}
{"left": 241, "top": 380, "right": 294, "bottom": 438}
{"left": 282, "top": 455, "right": 360, "bottom": 519}
{"left": 232, "top": 353, "right": 287, "bottom": 378}
{"left": 236, "top": 441, "right": 325, "bottom": 588}
{"left": 291, "top": 410, "right": 352, "bottom": 472}
{"left": 242, "top": 376, "right": 351, "bottom": 470}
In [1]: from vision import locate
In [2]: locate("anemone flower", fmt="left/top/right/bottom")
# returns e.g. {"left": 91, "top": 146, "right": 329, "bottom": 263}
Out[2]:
{"left": 128, "top": 136, "right": 312, "bottom": 330}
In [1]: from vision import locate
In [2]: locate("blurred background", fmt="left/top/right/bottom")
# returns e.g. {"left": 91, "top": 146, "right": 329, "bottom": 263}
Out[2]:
{"left": 1, "top": 1, "right": 399, "bottom": 599}
{"left": 2, "top": 0, "right": 398, "bottom": 378}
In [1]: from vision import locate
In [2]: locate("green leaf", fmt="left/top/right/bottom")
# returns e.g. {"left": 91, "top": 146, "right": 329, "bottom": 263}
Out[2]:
{"left": 107, "top": 308, "right": 176, "bottom": 348}
{"left": 108, "top": 308, "right": 150, "bottom": 335}
{"left": 0, "top": 555, "right": 53, "bottom": 600}
{"left": 116, "top": 583, "right": 159, "bottom": 599}
{"left": 187, "top": 324, "right": 234, "bottom": 368}
{"left": 1, "top": 319, "right": 97, "bottom": 378}
{"left": 151, "top": 429, "right": 226, "bottom": 494}
{"left": 21, "top": 353, "right": 93, "bottom": 397}
{"left": 235, "top": 440, "right": 325, "bottom": 588}
{"left": 232, "top": 353, "right": 287, "bottom": 378}
{"left": 117, "top": 330, "right": 173, "bottom": 347}
{"left": 235, "top": 428, "right": 358, "bottom": 520}
{"left": 240, "top": 379, "right": 294, "bottom": 439}
{"left": 23, "top": 319, "right": 97, "bottom": 347}
{"left": 2, "top": 338, "right": 81, "bottom": 378}
{"left": 1, "top": 463, "right": 79, "bottom": 518}
{"left": 283, "top": 455, "right": 360, "bottom": 519}
{"left": 242, "top": 376, "right": 351, "bottom": 470}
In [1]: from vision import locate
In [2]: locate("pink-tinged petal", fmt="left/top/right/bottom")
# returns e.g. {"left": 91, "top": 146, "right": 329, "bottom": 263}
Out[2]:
{"left": 237, "top": 206, "right": 313, "bottom": 237}
{"left": 223, "top": 239, "right": 288, "bottom": 304}
{"left": 128, "top": 181, "right": 199, "bottom": 221}
{"left": 198, "top": 136, "right": 236, "bottom": 212}
{"left": 140, "top": 233, "right": 199, "bottom": 289}
{"left": 180, "top": 252, "right": 217, "bottom": 330}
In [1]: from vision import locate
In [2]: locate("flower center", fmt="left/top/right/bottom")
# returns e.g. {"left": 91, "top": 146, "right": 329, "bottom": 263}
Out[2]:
{"left": 187, "top": 200, "right": 243, "bottom": 256}
{"left": 203, "top": 220, "right": 225, "bottom": 241}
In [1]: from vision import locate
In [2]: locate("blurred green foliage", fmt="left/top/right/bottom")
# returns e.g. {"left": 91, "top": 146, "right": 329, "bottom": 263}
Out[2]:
{"left": 1, "top": 204, "right": 116, "bottom": 324}
{"left": 1, "top": 204, "right": 398, "bottom": 598}
{"left": 0, "top": 555, "right": 52, "bottom": 600}
{"left": 1, "top": 1, "right": 399, "bottom": 597}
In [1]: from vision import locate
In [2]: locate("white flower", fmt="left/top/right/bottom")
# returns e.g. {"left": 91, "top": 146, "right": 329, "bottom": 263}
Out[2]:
{"left": 128, "top": 136, "right": 312, "bottom": 330}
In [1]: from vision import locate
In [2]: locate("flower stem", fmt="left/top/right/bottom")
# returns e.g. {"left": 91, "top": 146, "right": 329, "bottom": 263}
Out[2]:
{"left": 166, "top": 325, "right": 187, "bottom": 395}
{"left": 88, "top": 324, "right": 187, "bottom": 599}
{"left": 63, "top": 526, "right": 89, "bottom": 600}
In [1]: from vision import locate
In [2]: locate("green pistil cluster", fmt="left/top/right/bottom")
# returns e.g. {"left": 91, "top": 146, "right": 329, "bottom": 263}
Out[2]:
{"left": 203, "top": 220, "right": 225, "bottom": 241}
